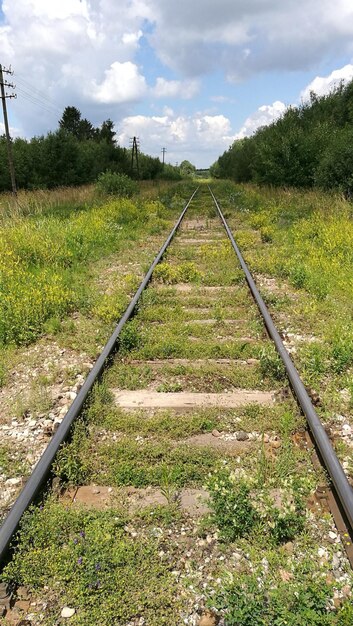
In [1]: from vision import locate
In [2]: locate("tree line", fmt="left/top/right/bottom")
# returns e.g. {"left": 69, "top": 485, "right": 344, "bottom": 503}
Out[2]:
{"left": 0, "top": 106, "right": 181, "bottom": 191}
{"left": 211, "top": 80, "right": 353, "bottom": 196}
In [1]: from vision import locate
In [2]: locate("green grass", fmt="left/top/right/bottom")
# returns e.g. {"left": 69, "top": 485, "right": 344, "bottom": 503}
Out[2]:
{"left": 3, "top": 500, "right": 180, "bottom": 626}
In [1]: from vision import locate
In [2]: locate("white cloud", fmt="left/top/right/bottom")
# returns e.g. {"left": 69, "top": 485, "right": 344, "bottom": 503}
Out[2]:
{"left": 117, "top": 111, "right": 235, "bottom": 168}
{"left": 145, "top": 0, "right": 353, "bottom": 79}
{"left": 122, "top": 30, "right": 143, "bottom": 46}
{"left": 153, "top": 77, "right": 200, "bottom": 99}
{"left": 300, "top": 64, "right": 353, "bottom": 101}
{"left": 91, "top": 61, "right": 147, "bottom": 104}
{"left": 0, "top": 122, "right": 21, "bottom": 137}
{"left": 235, "top": 101, "right": 286, "bottom": 139}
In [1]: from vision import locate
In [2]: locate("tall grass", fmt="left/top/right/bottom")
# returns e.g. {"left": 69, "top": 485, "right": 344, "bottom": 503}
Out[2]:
{"left": 0, "top": 189, "right": 173, "bottom": 347}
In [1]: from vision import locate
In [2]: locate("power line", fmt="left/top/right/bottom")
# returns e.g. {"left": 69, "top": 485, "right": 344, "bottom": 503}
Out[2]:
{"left": 16, "top": 86, "right": 61, "bottom": 117}
{"left": 16, "top": 75, "right": 62, "bottom": 110}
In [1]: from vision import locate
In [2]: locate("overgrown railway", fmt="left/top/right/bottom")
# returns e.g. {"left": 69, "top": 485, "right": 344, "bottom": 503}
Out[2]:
{"left": 1, "top": 186, "right": 353, "bottom": 625}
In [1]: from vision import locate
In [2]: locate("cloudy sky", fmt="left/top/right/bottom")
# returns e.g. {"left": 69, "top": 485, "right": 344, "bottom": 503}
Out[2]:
{"left": 1, "top": 0, "right": 353, "bottom": 167}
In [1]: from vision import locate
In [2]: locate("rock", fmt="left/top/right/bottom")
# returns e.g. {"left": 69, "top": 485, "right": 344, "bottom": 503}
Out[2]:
{"left": 342, "top": 585, "right": 351, "bottom": 598}
{"left": 198, "top": 611, "right": 219, "bottom": 626}
{"left": 271, "top": 440, "right": 281, "bottom": 449}
{"left": 0, "top": 583, "right": 9, "bottom": 599}
{"left": 263, "top": 434, "right": 270, "bottom": 443}
{"left": 328, "top": 531, "right": 338, "bottom": 540}
{"left": 279, "top": 568, "right": 293, "bottom": 582}
{"left": 283, "top": 542, "right": 294, "bottom": 554}
{"left": 61, "top": 607, "right": 76, "bottom": 618}
{"left": 236, "top": 430, "right": 249, "bottom": 441}
{"left": 332, "top": 554, "right": 340, "bottom": 569}
{"left": 17, "top": 586, "right": 31, "bottom": 601}
{"left": 5, "top": 477, "right": 22, "bottom": 486}
{"left": 212, "top": 429, "right": 221, "bottom": 438}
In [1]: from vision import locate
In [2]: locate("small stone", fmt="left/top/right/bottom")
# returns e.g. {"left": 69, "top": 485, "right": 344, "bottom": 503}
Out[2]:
{"left": 5, "top": 477, "right": 22, "bottom": 486}
{"left": 198, "top": 610, "right": 219, "bottom": 626}
{"left": 271, "top": 440, "right": 281, "bottom": 449}
{"left": 332, "top": 554, "right": 340, "bottom": 568}
{"left": 236, "top": 430, "right": 249, "bottom": 441}
{"left": 283, "top": 541, "right": 294, "bottom": 554}
{"left": 328, "top": 531, "right": 338, "bottom": 540}
{"left": 342, "top": 585, "right": 351, "bottom": 598}
{"left": 17, "top": 586, "right": 31, "bottom": 601}
{"left": 61, "top": 607, "right": 76, "bottom": 618}
{"left": 212, "top": 429, "right": 221, "bottom": 438}
{"left": 263, "top": 434, "right": 270, "bottom": 443}
{"left": 279, "top": 568, "right": 293, "bottom": 582}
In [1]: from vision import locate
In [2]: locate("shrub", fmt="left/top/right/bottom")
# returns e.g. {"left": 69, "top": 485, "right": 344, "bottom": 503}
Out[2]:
{"left": 96, "top": 171, "right": 139, "bottom": 197}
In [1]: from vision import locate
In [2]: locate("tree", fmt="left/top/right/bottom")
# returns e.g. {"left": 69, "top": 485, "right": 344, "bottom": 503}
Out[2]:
{"left": 99, "top": 119, "right": 116, "bottom": 145}
{"left": 59, "top": 106, "right": 82, "bottom": 137}
{"left": 179, "top": 160, "right": 196, "bottom": 176}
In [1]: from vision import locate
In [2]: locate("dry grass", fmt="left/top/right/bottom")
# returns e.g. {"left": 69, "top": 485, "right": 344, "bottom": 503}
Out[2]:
{"left": 0, "top": 185, "right": 97, "bottom": 222}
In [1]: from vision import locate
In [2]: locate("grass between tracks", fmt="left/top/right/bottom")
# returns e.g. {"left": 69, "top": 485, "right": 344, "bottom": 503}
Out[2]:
{"left": 2, "top": 183, "right": 353, "bottom": 625}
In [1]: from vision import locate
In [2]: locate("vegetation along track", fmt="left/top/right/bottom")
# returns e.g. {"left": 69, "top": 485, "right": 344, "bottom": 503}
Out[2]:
{"left": 1, "top": 185, "right": 353, "bottom": 625}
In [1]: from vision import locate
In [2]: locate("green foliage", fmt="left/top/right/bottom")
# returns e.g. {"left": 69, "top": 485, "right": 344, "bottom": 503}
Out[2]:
{"left": 3, "top": 501, "right": 178, "bottom": 625}
{"left": 153, "top": 261, "right": 202, "bottom": 284}
{"left": 0, "top": 106, "right": 181, "bottom": 192}
{"left": 0, "top": 195, "right": 165, "bottom": 347}
{"left": 54, "top": 422, "right": 90, "bottom": 484}
{"left": 207, "top": 471, "right": 257, "bottom": 541}
{"left": 216, "top": 574, "right": 348, "bottom": 626}
{"left": 118, "top": 320, "right": 141, "bottom": 353}
{"left": 259, "top": 345, "right": 286, "bottom": 381}
{"left": 96, "top": 171, "right": 139, "bottom": 197}
{"left": 212, "top": 80, "right": 353, "bottom": 194}
{"left": 207, "top": 468, "right": 305, "bottom": 545}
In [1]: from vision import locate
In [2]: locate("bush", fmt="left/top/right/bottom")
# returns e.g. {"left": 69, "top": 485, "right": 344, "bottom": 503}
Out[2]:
{"left": 207, "top": 470, "right": 257, "bottom": 541}
{"left": 96, "top": 172, "right": 139, "bottom": 197}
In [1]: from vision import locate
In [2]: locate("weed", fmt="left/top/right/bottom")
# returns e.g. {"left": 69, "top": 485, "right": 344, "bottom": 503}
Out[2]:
{"left": 215, "top": 573, "right": 349, "bottom": 626}
{"left": 207, "top": 468, "right": 306, "bottom": 545}
{"left": 207, "top": 470, "right": 257, "bottom": 541}
{"left": 259, "top": 345, "right": 286, "bottom": 380}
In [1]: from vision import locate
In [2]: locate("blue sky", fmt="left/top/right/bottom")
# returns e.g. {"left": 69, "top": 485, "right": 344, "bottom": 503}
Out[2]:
{"left": 1, "top": 0, "right": 353, "bottom": 167}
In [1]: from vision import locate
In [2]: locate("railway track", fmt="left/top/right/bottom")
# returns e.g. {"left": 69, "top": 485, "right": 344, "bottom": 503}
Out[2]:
{"left": 1, "top": 185, "right": 353, "bottom": 624}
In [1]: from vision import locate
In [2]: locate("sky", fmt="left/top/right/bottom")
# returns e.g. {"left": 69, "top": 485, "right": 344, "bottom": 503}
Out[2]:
{"left": 1, "top": 0, "right": 353, "bottom": 168}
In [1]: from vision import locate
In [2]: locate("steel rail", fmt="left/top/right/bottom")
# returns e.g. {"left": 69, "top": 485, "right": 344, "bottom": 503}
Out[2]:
{"left": 209, "top": 185, "right": 353, "bottom": 529}
{"left": 0, "top": 187, "right": 199, "bottom": 565}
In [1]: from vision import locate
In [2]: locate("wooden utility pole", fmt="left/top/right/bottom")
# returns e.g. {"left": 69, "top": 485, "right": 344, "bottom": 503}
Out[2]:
{"left": 130, "top": 136, "right": 140, "bottom": 178}
{"left": 161, "top": 147, "right": 166, "bottom": 166}
{"left": 0, "top": 64, "right": 17, "bottom": 195}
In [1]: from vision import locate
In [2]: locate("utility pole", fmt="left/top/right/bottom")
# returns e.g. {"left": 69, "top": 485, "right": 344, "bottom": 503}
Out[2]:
{"left": 129, "top": 136, "right": 140, "bottom": 178}
{"left": 161, "top": 147, "right": 166, "bottom": 166}
{"left": 0, "top": 64, "right": 17, "bottom": 195}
